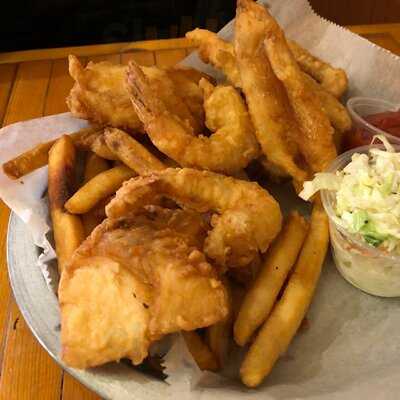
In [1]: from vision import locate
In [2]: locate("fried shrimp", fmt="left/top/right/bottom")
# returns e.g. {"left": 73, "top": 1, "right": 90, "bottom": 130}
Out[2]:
{"left": 166, "top": 66, "right": 207, "bottom": 131}
{"left": 263, "top": 8, "right": 337, "bottom": 173}
{"left": 186, "top": 29, "right": 242, "bottom": 87}
{"left": 288, "top": 40, "right": 348, "bottom": 98}
{"left": 235, "top": 0, "right": 307, "bottom": 183}
{"left": 106, "top": 168, "right": 282, "bottom": 268}
{"left": 127, "top": 61, "right": 260, "bottom": 174}
{"left": 186, "top": 28, "right": 350, "bottom": 136}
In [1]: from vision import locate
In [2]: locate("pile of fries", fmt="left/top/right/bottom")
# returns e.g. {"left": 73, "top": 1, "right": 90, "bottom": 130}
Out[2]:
{"left": 2, "top": 0, "right": 347, "bottom": 388}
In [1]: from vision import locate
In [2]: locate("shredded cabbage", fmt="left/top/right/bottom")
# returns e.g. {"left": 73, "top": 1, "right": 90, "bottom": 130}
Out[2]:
{"left": 299, "top": 135, "right": 400, "bottom": 251}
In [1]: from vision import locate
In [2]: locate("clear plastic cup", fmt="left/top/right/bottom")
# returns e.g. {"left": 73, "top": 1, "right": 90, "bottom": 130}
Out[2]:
{"left": 321, "top": 144, "right": 400, "bottom": 297}
{"left": 346, "top": 96, "right": 400, "bottom": 144}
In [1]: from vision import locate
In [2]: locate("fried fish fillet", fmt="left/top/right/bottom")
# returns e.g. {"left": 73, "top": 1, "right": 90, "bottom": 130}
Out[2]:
{"left": 67, "top": 55, "right": 208, "bottom": 133}
{"left": 263, "top": 6, "right": 337, "bottom": 172}
{"left": 59, "top": 206, "right": 228, "bottom": 369}
{"left": 186, "top": 29, "right": 351, "bottom": 135}
{"left": 234, "top": 0, "right": 307, "bottom": 183}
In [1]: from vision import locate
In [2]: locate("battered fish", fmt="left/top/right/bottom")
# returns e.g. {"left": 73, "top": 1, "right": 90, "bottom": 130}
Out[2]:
{"left": 235, "top": 0, "right": 307, "bottom": 183}
{"left": 263, "top": 5, "right": 337, "bottom": 172}
{"left": 67, "top": 55, "right": 208, "bottom": 133}
{"left": 59, "top": 206, "right": 228, "bottom": 369}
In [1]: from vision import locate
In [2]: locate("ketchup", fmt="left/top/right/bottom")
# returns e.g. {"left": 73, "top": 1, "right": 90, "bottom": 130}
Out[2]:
{"left": 344, "top": 110, "right": 400, "bottom": 150}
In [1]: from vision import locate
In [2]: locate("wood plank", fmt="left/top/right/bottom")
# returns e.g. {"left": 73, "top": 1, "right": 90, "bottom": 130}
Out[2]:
{"left": 44, "top": 58, "right": 74, "bottom": 116}
{"left": 62, "top": 373, "right": 101, "bottom": 400}
{"left": 0, "top": 65, "right": 17, "bottom": 126}
{"left": 0, "top": 302, "right": 62, "bottom": 400}
{"left": 363, "top": 33, "right": 400, "bottom": 56}
{"left": 3, "top": 61, "right": 52, "bottom": 125}
{"left": 349, "top": 23, "right": 400, "bottom": 42}
{"left": 0, "top": 60, "right": 63, "bottom": 400}
{"left": 1, "top": 25, "right": 400, "bottom": 65}
{"left": 121, "top": 51, "right": 155, "bottom": 66}
{"left": 88, "top": 54, "right": 121, "bottom": 64}
{"left": 155, "top": 49, "right": 187, "bottom": 68}
{"left": 0, "top": 38, "right": 192, "bottom": 65}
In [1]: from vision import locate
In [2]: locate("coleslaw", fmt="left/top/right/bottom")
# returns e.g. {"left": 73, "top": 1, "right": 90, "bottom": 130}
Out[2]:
{"left": 300, "top": 136, "right": 400, "bottom": 254}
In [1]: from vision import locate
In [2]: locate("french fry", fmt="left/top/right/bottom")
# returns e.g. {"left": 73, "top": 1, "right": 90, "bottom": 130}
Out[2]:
{"left": 48, "top": 135, "right": 85, "bottom": 274}
{"left": 82, "top": 153, "right": 110, "bottom": 235}
{"left": 182, "top": 331, "right": 219, "bottom": 372}
{"left": 234, "top": 212, "right": 309, "bottom": 346}
{"left": 65, "top": 165, "right": 136, "bottom": 214}
{"left": 91, "top": 134, "right": 118, "bottom": 160}
{"left": 104, "top": 128, "right": 166, "bottom": 175}
{"left": 83, "top": 152, "right": 109, "bottom": 182}
{"left": 2, "top": 126, "right": 103, "bottom": 180}
{"left": 240, "top": 202, "right": 329, "bottom": 387}
{"left": 206, "top": 279, "right": 233, "bottom": 368}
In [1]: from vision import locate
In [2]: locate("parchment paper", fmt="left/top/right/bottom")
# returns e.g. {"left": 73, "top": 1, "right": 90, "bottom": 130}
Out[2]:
{"left": 1, "top": 0, "right": 400, "bottom": 398}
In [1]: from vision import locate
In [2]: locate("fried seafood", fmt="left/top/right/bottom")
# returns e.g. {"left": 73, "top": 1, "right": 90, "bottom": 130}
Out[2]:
{"left": 127, "top": 61, "right": 259, "bottom": 174}
{"left": 59, "top": 207, "right": 228, "bottom": 368}
{"left": 235, "top": 0, "right": 307, "bottom": 183}
{"left": 186, "top": 28, "right": 350, "bottom": 136}
{"left": 302, "top": 73, "right": 351, "bottom": 134}
{"left": 263, "top": 8, "right": 337, "bottom": 172}
{"left": 186, "top": 29, "right": 242, "bottom": 87}
{"left": 104, "top": 128, "right": 166, "bottom": 175}
{"left": 68, "top": 55, "right": 142, "bottom": 131}
{"left": 106, "top": 168, "right": 282, "bottom": 268}
{"left": 288, "top": 40, "right": 348, "bottom": 98}
{"left": 67, "top": 56, "right": 206, "bottom": 133}
{"left": 166, "top": 67, "right": 207, "bottom": 131}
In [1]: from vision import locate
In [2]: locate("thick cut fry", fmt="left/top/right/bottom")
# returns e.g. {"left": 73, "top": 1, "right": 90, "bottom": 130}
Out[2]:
{"left": 263, "top": 10, "right": 337, "bottom": 173}
{"left": 288, "top": 40, "right": 348, "bottom": 98}
{"left": 83, "top": 153, "right": 109, "bottom": 182}
{"left": 65, "top": 165, "right": 136, "bottom": 214}
{"left": 234, "top": 212, "right": 309, "bottom": 346}
{"left": 104, "top": 128, "right": 166, "bottom": 175}
{"left": 206, "top": 279, "right": 233, "bottom": 368}
{"left": 182, "top": 331, "right": 219, "bottom": 372}
{"left": 186, "top": 29, "right": 242, "bottom": 87}
{"left": 82, "top": 153, "right": 109, "bottom": 235}
{"left": 2, "top": 126, "right": 102, "bottom": 180}
{"left": 127, "top": 61, "right": 260, "bottom": 175}
{"left": 240, "top": 202, "right": 329, "bottom": 387}
{"left": 48, "top": 136, "right": 85, "bottom": 273}
{"left": 234, "top": 0, "right": 307, "bottom": 183}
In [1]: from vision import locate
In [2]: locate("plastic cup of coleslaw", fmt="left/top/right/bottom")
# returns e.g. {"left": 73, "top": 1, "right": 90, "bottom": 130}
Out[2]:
{"left": 320, "top": 144, "right": 400, "bottom": 297}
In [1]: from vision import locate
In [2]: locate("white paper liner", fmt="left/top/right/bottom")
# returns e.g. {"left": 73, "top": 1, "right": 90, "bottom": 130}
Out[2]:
{"left": 2, "top": 1, "right": 400, "bottom": 397}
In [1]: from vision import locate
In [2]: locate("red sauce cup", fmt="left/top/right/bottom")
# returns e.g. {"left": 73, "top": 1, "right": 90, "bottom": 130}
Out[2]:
{"left": 344, "top": 97, "right": 400, "bottom": 150}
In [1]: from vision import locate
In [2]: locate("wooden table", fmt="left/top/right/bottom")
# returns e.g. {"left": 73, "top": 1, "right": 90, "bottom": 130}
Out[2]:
{"left": 0, "top": 23, "right": 399, "bottom": 400}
